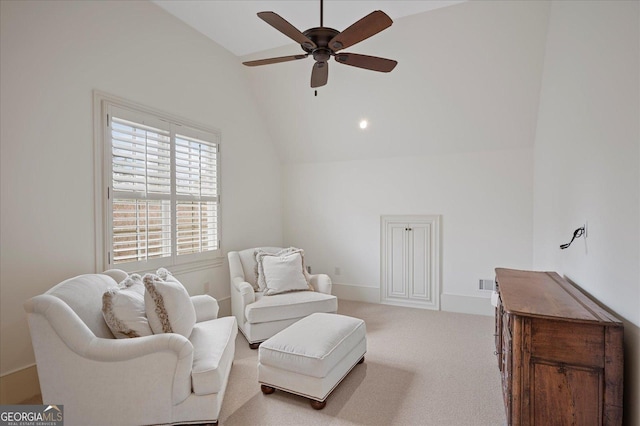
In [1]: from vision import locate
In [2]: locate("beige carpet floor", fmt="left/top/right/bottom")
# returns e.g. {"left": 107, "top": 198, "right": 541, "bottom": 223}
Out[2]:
{"left": 23, "top": 300, "right": 506, "bottom": 425}
{"left": 219, "top": 300, "right": 506, "bottom": 426}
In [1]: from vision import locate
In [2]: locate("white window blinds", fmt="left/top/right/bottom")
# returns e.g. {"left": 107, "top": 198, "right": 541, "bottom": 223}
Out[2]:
{"left": 112, "top": 199, "right": 172, "bottom": 263}
{"left": 175, "top": 134, "right": 217, "bottom": 197}
{"left": 105, "top": 104, "right": 220, "bottom": 268}
{"left": 175, "top": 134, "right": 218, "bottom": 256}
{"left": 111, "top": 117, "right": 171, "bottom": 194}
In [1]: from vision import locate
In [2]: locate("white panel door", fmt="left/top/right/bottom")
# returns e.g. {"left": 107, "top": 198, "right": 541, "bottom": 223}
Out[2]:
{"left": 381, "top": 215, "right": 440, "bottom": 310}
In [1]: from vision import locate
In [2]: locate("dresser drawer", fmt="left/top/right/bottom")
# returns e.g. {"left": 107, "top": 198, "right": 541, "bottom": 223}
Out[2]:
{"left": 530, "top": 318, "right": 604, "bottom": 367}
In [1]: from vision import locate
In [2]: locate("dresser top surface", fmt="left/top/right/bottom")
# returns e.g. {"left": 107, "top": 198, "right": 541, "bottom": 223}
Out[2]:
{"left": 495, "top": 268, "right": 622, "bottom": 324}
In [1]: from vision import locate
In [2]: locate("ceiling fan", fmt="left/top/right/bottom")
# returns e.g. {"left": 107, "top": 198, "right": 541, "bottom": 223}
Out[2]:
{"left": 243, "top": 0, "right": 398, "bottom": 88}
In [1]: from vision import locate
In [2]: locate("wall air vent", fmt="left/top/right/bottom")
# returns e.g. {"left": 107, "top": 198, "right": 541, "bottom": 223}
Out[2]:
{"left": 479, "top": 279, "right": 496, "bottom": 291}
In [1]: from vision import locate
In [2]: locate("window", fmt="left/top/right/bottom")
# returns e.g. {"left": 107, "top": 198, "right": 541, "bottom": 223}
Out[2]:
{"left": 96, "top": 94, "right": 221, "bottom": 272}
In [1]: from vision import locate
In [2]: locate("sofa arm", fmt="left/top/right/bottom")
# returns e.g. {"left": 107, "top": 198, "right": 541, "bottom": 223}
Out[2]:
{"left": 102, "top": 269, "right": 128, "bottom": 283}
{"left": 25, "top": 294, "right": 194, "bottom": 361}
{"left": 232, "top": 277, "right": 256, "bottom": 302}
{"left": 191, "top": 295, "right": 219, "bottom": 322}
{"left": 70, "top": 334, "right": 193, "bottom": 406}
{"left": 310, "top": 274, "right": 332, "bottom": 295}
{"left": 25, "top": 294, "right": 194, "bottom": 404}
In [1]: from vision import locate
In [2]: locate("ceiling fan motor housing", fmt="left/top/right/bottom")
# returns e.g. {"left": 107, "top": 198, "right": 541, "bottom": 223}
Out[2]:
{"left": 302, "top": 27, "right": 340, "bottom": 62}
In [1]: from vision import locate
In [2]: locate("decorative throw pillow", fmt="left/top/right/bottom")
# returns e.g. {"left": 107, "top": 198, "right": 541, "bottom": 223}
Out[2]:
{"left": 253, "top": 248, "right": 291, "bottom": 290}
{"left": 155, "top": 267, "right": 172, "bottom": 281}
{"left": 255, "top": 247, "right": 311, "bottom": 292}
{"left": 262, "top": 251, "right": 314, "bottom": 296}
{"left": 102, "top": 274, "right": 153, "bottom": 338}
{"left": 119, "top": 273, "right": 145, "bottom": 296}
{"left": 143, "top": 273, "right": 196, "bottom": 338}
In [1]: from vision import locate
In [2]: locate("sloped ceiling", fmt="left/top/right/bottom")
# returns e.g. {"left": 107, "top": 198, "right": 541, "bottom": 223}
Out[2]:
{"left": 154, "top": 1, "right": 550, "bottom": 164}
{"left": 153, "top": 1, "right": 465, "bottom": 56}
{"left": 241, "top": 1, "right": 550, "bottom": 163}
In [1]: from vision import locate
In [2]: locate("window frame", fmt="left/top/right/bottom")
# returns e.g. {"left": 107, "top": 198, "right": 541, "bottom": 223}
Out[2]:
{"left": 93, "top": 91, "right": 223, "bottom": 274}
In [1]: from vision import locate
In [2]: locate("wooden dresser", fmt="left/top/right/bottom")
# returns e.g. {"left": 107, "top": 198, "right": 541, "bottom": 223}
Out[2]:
{"left": 494, "top": 268, "right": 623, "bottom": 425}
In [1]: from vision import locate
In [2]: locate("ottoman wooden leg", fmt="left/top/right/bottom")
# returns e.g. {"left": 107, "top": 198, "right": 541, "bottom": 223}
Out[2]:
{"left": 261, "top": 385, "right": 275, "bottom": 395}
{"left": 249, "top": 342, "right": 261, "bottom": 350}
{"left": 358, "top": 356, "right": 365, "bottom": 364}
{"left": 310, "top": 399, "right": 326, "bottom": 410}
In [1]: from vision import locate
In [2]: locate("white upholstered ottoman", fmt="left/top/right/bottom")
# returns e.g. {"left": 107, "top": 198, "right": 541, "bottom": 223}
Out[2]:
{"left": 258, "top": 312, "right": 366, "bottom": 409}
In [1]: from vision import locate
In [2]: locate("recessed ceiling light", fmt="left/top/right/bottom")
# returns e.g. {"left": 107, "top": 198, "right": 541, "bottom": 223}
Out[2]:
{"left": 359, "top": 120, "right": 368, "bottom": 129}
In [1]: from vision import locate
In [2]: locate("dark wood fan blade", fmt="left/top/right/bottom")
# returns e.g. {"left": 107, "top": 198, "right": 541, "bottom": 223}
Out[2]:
{"left": 243, "top": 54, "right": 308, "bottom": 67}
{"left": 328, "top": 10, "right": 392, "bottom": 52}
{"left": 311, "top": 61, "right": 328, "bottom": 88}
{"left": 334, "top": 53, "right": 397, "bottom": 72}
{"left": 257, "top": 12, "right": 317, "bottom": 49}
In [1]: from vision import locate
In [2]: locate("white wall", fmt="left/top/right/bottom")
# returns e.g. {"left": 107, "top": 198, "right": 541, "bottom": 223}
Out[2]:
{"left": 532, "top": 1, "right": 639, "bottom": 423}
{"left": 284, "top": 148, "right": 533, "bottom": 313}
{"left": 276, "top": 1, "right": 550, "bottom": 313}
{"left": 0, "top": 0, "right": 282, "bottom": 384}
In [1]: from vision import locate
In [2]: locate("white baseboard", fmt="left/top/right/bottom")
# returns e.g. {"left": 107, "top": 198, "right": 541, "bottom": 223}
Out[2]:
{"left": 333, "top": 285, "right": 494, "bottom": 317}
{"left": 0, "top": 364, "right": 40, "bottom": 404}
{"left": 440, "top": 293, "right": 494, "bottom": 316}
{"left": 381, "top": 298, "right": 439, "bottom": 311}
{"left": 332, "top": 283, "right": 380, "bottom": 304}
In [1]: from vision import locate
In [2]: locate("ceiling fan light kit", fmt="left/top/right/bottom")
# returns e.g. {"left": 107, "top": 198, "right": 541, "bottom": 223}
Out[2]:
{"left": 243, "top": 0, "right": 398, "bottom": 88}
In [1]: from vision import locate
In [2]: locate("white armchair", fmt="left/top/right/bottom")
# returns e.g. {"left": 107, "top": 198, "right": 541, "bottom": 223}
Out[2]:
{"left": 24, "top": 272, "right": 236, "bottom": 426}
{"left": 228, "top": 247, "right": 338, "bottom": 348}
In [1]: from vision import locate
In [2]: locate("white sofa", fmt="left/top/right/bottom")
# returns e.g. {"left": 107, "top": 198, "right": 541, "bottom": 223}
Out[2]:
{"left": 24, "top": 271, "right": 237, "bottom": 426}
{"left": 228, "top": 247, "right": 338, "bottom": 348}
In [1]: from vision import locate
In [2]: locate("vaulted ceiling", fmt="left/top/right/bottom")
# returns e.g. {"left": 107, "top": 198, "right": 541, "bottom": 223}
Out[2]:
{"left": 153, "top": 1, "right": 465, "bottom": 56}
{"left": 153, "top": 1, "right": 550, "bottom": 164}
